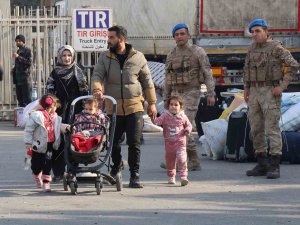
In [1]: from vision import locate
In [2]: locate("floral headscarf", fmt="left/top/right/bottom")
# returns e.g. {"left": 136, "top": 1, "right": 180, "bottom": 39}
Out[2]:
{"left": 47, "top": 45, "right": 88, "bottom": 93}
{"left": 55, "top": 45, "right": 76, "bottom": 74}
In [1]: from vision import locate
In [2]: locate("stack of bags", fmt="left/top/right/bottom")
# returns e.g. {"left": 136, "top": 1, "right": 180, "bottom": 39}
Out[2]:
{"left": 279, "top": 93, "right": 300, "bottom": 131}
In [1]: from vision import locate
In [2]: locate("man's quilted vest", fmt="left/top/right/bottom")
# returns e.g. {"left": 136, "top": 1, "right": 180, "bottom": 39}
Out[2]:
{"left": 166, "top": 45, "right": 204, "bottom": 86}
{"left": 244, "top": 40, "right": 283, "bottom": 82}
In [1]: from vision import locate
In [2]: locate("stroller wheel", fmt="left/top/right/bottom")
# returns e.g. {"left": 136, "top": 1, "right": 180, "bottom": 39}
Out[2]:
{"left": 115, "top": 172, "right": 122, "bottom": 192}
{"left": 70, "top": 182, "right": 77, "bottom": 195}
{"left": 95, "top": 181, "right": 102, "bottom": 195}
{"left": 63, "top": 173, "right": 68, "bottom": 191}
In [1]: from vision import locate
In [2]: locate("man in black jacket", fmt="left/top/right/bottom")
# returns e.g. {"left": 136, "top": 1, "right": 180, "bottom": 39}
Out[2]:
{"left": 12, "top": 34, "right": 32, "bottom": 107}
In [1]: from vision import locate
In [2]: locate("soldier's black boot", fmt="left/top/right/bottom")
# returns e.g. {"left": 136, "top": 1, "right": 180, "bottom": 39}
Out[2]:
{"left": 246, "top": 153, "right": 268, "bottom": 176}
{"left": 267, "top": 155, "right": 280, "bottom": 179}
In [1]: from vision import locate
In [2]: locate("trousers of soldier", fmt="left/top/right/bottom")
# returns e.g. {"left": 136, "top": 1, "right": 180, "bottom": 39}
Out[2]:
{"left": 248, "top": 86, "right": 282, "bottom": 155}
{"left": 171, "top": 88, "right": 200, "bottom": 154}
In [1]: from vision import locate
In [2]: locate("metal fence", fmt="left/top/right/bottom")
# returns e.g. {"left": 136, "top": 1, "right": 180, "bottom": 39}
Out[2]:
{"left": 0, "top": 6, "right": 102, "bottom": 120}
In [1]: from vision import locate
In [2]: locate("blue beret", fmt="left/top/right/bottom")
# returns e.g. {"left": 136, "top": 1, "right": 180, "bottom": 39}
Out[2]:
{"left": 172, "top": 23, "right": 189, "bottom": 37}
{"left": 248, "top": 19, "right": 268, "bottom": 32}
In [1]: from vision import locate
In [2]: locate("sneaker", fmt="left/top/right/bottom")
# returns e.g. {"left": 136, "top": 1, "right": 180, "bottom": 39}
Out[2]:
{"left": 42, "top": 182, "right": 51, "bottom": 192}
{"left": 128, "top": 176, "right": 143, "bottom": 188}
{"left": 33, "top": 174, "right": 42, "bottom": 188}
{"left": 168, "top": 177, "right": 176, "bottom": 184}
{"left": 180, "top": 177, "right": 189, "bottom": 186}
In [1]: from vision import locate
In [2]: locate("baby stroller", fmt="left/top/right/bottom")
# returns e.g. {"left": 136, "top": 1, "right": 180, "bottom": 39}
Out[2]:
{"left": 63, "top": 95, "right": 121, "bottom": 195}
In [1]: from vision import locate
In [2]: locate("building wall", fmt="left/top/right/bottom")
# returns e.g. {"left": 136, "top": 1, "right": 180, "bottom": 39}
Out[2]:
{"left": 0, "top": 0, "right": 10, "bottom": 18}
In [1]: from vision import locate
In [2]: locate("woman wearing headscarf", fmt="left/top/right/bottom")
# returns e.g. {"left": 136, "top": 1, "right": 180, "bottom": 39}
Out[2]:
{"left": 46, "top": 45, "right": 89, "bottom": 181}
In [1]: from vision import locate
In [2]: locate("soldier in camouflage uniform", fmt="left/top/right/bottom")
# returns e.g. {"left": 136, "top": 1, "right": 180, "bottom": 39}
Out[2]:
{"left": 244, "top": 19, "right": 299, "bottom": 179}
{"left": 163, "top": 23, "right": 215, "bottom": 171}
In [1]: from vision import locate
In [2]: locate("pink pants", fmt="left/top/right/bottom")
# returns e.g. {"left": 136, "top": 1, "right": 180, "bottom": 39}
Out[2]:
{"left": 165, "top": 141, "right": 188, "bottom": 178}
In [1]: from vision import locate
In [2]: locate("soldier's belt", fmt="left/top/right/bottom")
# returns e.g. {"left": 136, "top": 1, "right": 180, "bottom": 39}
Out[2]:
{"left": 250, "top": 80, "right": 280, "bottom": 87}
{"left": 173, "top": 67, "right": 190, "bottom": 73}
{"left": 173, "top": 86, "right": 200, "bottom": 93}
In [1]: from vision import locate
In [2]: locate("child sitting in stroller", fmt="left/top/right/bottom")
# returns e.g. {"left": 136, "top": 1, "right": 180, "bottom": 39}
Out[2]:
{"left": 72, "top": 98, "right": 109, "bottom": 153}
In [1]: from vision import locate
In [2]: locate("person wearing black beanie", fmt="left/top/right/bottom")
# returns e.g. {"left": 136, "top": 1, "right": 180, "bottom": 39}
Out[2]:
{"left": 12, "top": 34, "right": 32, "bottom": 107}
{"left": 15, "top": 34, "right": 26, "bottom": 43}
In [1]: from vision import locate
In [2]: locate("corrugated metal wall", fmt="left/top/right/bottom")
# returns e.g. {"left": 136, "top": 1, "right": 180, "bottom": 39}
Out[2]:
{"left": 201, "top": 0, "right": 299, "bottom": 32}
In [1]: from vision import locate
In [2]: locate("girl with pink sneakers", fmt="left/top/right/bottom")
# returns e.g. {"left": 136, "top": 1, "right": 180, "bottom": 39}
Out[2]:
{"left": 154, "top": 96, "right": 192, "bottom": 186}
{"left": 24, "top": 94, "right": 69, "bottom": 192}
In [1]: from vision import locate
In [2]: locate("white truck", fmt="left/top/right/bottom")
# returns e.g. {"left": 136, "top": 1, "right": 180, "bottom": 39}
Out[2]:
{"left": 54, "top": 0, "right": 300, "bottom": 94}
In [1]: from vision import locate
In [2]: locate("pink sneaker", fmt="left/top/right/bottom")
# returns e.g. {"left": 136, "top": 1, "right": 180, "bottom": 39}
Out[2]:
{"left": 180, "top": 177, "right": 189, "bottom": 186}
{"left": 168, "top": 177, "right": 176, "bottom": 184}
{"left": 33, "top": 173, "right": 42, "bottom": 188}
{"left": 42, "top": 182, "right": 51, "bottom": 192}
{"left": 41, "top": 174, "right": 52, "bottom": 192}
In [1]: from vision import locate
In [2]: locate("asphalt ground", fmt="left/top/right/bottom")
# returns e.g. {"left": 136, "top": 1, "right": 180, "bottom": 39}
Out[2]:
{"left": 0, "top": 121, "right": 299, "bottom": 225}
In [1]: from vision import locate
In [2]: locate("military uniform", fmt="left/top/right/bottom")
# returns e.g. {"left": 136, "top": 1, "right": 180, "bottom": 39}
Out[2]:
{"left": 164, "top": 43, "right": 215, "bottom": 170}
{"left": 244, "top": 39, "right": 299, "bottom": 178}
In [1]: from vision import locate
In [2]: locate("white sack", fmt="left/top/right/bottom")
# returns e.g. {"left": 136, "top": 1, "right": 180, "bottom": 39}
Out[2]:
{"left": 143, "top": 115, "right": 163, "bottom": 132}
{"left": 201, "top": 119, "right": 228, "bottom": 160}
{"left": 19, "top": 99, "right": 40, "bottom": 128}
{"left": 280, "top": 101, "right": 300, "bottom": 131}
{"left": 199, "top": 135, "right": 213, "bottom": 158}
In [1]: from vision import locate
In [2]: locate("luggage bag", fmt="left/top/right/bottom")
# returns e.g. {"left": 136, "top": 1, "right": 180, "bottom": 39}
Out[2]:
{"left": 281, "top": 131, "right": 300, "bottom": 164}
{"left": 224, "top": 111, "right": 255, "bottom": 161}
{"left": 195, "top": 96, "right": 222, "bottom": 137}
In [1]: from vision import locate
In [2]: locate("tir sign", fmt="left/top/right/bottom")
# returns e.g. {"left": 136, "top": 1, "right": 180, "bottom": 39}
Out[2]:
{"left": 76, "top": 10, "right": 110, "bottom": 29}
{"left": 73, "top": 8, "right": 112, "bottom": 51}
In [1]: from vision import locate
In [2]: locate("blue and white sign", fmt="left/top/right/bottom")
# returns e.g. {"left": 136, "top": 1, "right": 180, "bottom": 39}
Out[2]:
{"left": 72, "top": 8, "right": 112, "bottom": 51}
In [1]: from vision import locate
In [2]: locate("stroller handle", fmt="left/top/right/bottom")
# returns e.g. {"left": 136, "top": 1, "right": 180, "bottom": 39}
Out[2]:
{"left": 70, "top": 95, "right": 117, "bottom": 108}
{"left": 69, "top": 95, "right": 117, "bottom": 121}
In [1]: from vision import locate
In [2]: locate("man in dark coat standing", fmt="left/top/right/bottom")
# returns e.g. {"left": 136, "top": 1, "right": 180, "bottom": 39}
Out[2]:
{"left": 12, "top": 34, "right": 33, "bottom": 107}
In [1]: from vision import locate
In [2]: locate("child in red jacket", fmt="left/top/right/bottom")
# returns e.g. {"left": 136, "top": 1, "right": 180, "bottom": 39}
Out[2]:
{"left": 72, "top": 98, "right": 109, "bottom": 152}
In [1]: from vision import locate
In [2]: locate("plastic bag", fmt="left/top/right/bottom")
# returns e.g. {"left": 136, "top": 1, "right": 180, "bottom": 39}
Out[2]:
{"left": 280, "top": 101, "right": 300, "bottom": 131}
{"left": 199, "top": 135, "right": 213, "bottom": 158}
{"left": 19, "top": 99, "right": 40, "bottom": 128}
{"left": 281, "top": 92, "right": 300, "bottom": 113}
{"left": 201, "top": 119, "right": 228, "bottom": 160}
{"left": 143, "top": 115, "right": 163, "bottom": 132}
{"left": 24, "top": 149, "right": 32, "bottom": 170}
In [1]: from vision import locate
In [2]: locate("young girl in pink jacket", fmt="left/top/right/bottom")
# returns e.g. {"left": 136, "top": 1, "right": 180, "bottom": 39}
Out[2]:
{"left": 154, "top": 96, "right": 192, "bottom": 186}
